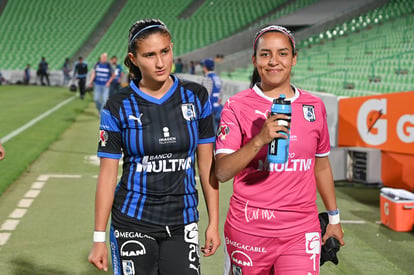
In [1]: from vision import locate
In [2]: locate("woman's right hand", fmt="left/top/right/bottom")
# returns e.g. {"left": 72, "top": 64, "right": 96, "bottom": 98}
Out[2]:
{"left": 256, "top": 113, "right": 290, "bottom": 146}
{"left": 88, "top": 242, "right": 109, "bottom": 272}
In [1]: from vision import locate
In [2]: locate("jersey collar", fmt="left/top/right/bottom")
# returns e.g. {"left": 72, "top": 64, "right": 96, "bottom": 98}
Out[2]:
{"left": 252, "top": 83, "right": 299, "bottom": 103}
{"left": 130, "top": 75, "right": 178, "bottom": 104}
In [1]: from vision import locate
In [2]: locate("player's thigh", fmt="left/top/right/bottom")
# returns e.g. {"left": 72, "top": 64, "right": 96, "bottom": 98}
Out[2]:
{"left": 224, "top": 222, "right": 274, "bottom": 275}
{"left": 274, "top": 232, "right": 321, "bottom": 275}
{"left": 110, "top": 225, "right": 159, "bottom": 275}
{"left": 158, "top": 223, "right": 200, "bottom": 275}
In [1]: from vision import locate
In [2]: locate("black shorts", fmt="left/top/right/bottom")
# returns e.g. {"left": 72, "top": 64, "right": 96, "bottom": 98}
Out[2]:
{"left": 110, "top": 220, "right": 200, "bottom": 275}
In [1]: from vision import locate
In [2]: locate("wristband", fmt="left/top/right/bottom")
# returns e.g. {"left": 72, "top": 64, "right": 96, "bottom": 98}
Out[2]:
{"left": 327, "top": 209, "right": 339, "bottom": 215}
{"left": 93, "top": 231, "right": 106, "bottom": 242}
{"left": 328, "top": 209, "right": 340, "bottom": 224}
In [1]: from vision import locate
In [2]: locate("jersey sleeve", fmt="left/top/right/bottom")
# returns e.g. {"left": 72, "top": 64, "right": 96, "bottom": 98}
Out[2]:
{"left": 316, "top": 100, "right": 331, "bottom": 157}
{"left": 197, "top": 86, "right": 215, "bottom": 144}
{"left": 97, "top": 108, "right": 123, "bottom": 159}
{"left": 215, "top": 99, "right": 243, "bottom": 155}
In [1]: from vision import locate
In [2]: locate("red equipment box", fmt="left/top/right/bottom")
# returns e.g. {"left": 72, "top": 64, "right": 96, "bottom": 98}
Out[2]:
{"left": 380, "top": 188, "right": 414, "bottom": 232}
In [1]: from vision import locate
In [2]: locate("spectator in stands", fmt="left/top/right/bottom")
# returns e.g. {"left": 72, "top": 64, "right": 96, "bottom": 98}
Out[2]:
{"left": 73, "top": 56, "right": 88, "bottom": 99}
{"left": 201, "top": 58, "right": 222, "bottom": 130}
{"left": 88, "top": 18, "right": 220, "bottom": 275}
{"left": 214, "top": 54, "right": 224, "bottom": 64}
{"left": 38, "top": 57, "right": 50, "bottom": 86}
{"left": 88, "top": 53, "right": 114, "bottom": 112}
{"left": 0, "top": 140, "right": 5, "bottom": 161}
{"left": 189, "top": 60, "right": 195, "bottom": 74}
{"left": 62, "top": 58, "right": 71, "bottom": 86}
{"left": 175, "top": 58, "right": 184, "bottom": 73}
{"left": 215, "top": 25, "right": 345, "bottom": 274}
{"left": 23, "top": 64, "right": 31, "bottom": 85}
{"left": 109, "top": 55, "right": 124, "bottom": 97}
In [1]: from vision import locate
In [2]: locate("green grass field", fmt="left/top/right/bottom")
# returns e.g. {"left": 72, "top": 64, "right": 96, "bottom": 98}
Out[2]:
{"left": 0, "top": 86, "right": 91, "bottom": 194}
{"left": 0, "top": 86, "right": 413, "bottom": 274}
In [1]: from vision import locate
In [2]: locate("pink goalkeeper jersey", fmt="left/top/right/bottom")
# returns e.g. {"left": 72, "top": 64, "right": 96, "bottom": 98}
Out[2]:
{"left": 216, "top": 85, "right": 331, "bottom": 237}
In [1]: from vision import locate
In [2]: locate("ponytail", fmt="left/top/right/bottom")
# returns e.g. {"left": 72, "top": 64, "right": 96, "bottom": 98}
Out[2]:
{"left": 124, "top": 55, "right": 141, "bottom": 81}
{"left": 250, "top": 68, "right": 260, "bottom": 88}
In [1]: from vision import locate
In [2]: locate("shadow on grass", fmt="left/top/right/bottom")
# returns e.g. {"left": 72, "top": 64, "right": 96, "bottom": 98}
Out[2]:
{"left": 11, "top": 258, "right": 70, "bottom": 275}
{"left": 377, "top": 222, "right": 414, "bottom": 239}
{"left": 47, "top": 148, "right": 96, "bottom": 156}
{"left": 10, "top": 257, "right": 105, "bottom": 275}
{"left": 335, "top": 182, "right": 381, "bottom": 207}
{"left": 75, "top": 108, "right": 100, "bottom": 124}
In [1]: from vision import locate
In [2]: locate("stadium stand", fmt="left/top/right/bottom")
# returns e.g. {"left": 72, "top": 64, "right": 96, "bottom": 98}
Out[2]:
{"left": 85, "top": 0, "right": 294, "bottom": 64}
{"left": 0, "top": 0, "right": 412, "bottom": 97}
{"left": 221, "top": 0, "right": 414, "bottom": 97}
{"left": 85, "top": 0, "right": 194, "bottom": 67}
{"left": 291, "top": 0, "right": 414, "bottom": 96}
{"left": 0, "top": 0, "right": 115, "bottom": 70}
{"left": 0, "top": 0, "right": 306, "bottom": 73}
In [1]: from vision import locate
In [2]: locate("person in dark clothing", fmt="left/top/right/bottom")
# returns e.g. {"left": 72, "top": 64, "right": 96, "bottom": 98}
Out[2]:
{"left": 88, "top": 18, "right": 220, "bottom": 275}
{"left": 109, "top": 55, "right": 124, "bottom": 97}
{"left": 62, "top": 58, "right": 71, "bottom": 86}
{"left": 38, "top": 57, "right": 50, "bottom": 86}
{"left": 73, "top": 56, "right": 88, "bottom": 99}
{"left": 23, "top": 64, "right": 31, "bottom": 85}
{"left": 175, "top": 58, "right": 184, "bottom": 73}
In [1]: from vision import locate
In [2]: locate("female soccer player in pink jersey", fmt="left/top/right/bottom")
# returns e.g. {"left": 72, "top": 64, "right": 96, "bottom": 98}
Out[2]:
{"left": 215, "top": 25, "right": 345, "bottom": 274}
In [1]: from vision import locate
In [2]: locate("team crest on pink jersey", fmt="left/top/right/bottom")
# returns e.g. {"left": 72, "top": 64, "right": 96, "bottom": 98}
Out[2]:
{"left": 217, "top": 125, "right": 229, "bottom": 140}
{"left": 302, "top": 105, "right": 316, "bottom": 122}
{"left": 305, "top": 232, "right": 321, "bottom": 254}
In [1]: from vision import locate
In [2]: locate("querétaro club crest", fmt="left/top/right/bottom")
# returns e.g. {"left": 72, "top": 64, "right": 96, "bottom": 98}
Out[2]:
{"left": 181, "top": 103, "right": 196, "bottom": 121}
{"left": 302, "top": 105, "right": 316, "bottom": 122}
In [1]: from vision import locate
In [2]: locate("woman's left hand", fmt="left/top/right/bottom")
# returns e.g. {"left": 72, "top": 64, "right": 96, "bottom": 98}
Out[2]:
{"left": 201, "top": 224, "right": 221, "bottom": 257}
{"left": 322, "top": 223, "right": 345, "bottom": 246}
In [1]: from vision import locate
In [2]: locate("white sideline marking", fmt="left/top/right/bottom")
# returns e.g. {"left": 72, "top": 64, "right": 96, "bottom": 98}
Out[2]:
{"left": 1, "top": 219, "right": 19, "bottom": 231}
{"left": 0, "top": 233, "right": 11, "bottom": 246}
{"left": 0, "top": 96, "right": 75, "bottom": 144}
{"left": 18, "top": 199, "right": 33, "bottom": 208}
{"left": 0, "top": 174, "right": 82, "bottom": 246}
{"left": 37, "top": 175, "right": 50, "bottom": 181}
{"left": 341, "top": 220, "right": 367, "bottom": 224}
{"left": 37, "top": 174, "right": 81, "bottom": 181}
{"left": 24, "top": 190, "right": 41, "bottom": 198}
{"left": 9, "top": 209, "right": 27, "bottom": 219}
{"left": 32, "top": 182, "right": 46, "bottom": 189}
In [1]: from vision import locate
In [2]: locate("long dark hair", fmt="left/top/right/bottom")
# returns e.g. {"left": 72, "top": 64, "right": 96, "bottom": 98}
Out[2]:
{"left": 249, "top": 25, "right": 296, "bottom": 88}
{"left": 124, "top": 18, "right": 171, "bottom": 81}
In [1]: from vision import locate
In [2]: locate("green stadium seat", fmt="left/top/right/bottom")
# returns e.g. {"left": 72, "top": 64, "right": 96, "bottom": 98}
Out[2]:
{"left": 0, "top": 0, "right": 115, "bottom": 70}
{"left": 288, "top": 0, "right": 414, "bottom": 97}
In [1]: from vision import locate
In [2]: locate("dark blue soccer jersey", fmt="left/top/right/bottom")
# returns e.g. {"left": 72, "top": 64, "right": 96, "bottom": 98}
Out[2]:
{"left": 97, "top": 75, "right": 215, "bottom": 226}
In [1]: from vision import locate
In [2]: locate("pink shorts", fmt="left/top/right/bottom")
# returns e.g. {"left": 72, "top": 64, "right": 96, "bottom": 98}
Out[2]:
{"left": 224, "top": 222, "right": 321, "bottom": 275}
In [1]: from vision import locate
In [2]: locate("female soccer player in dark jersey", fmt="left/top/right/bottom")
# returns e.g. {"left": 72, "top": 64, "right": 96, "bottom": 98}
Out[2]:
{"left": 215, "top": 26, "right": 345, "bottom": 274}
{"left": 88, "top": 18, "right": 220, "bottom": 275}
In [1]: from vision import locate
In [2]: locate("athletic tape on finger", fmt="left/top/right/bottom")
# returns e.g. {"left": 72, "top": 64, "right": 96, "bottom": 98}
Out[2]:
{"left": 277, "top": 120, "right": 289, "bottom": 126}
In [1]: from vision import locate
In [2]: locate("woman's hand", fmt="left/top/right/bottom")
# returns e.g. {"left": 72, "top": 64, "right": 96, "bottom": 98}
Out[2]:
{"left": 201, "top": 224, "right": 221, "bottom": 257}
{"left": 88, "top": 242, "right": 109, "bottom": 271}
{"left": 322, "top": 223, "right": 345, "bottom": 246}
{"left": 255, "top": 113, "right": 290, "bottom": 146}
